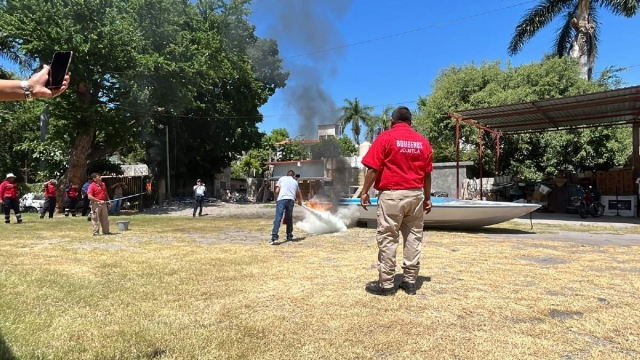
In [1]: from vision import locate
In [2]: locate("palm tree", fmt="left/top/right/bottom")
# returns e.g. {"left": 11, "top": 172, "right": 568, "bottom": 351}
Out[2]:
{"left": 507, "top": 0, "right": 639, "bottom": 80}
{"left": 339, "top": 97, "right": 373, "bottom": 146}
{"left": 0, "top": 34, "right": 33, "bottom": 72}
{"left": 364, "top": 105, "right": 394, "bottom": 143}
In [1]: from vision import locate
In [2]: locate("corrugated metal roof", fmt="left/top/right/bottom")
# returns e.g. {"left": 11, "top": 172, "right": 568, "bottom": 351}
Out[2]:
{"left": 452, "top": 85, "right": 640, "bottom": 134}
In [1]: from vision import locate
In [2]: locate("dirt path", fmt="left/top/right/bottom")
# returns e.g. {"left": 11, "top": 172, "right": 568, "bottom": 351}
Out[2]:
{"left": 141, "top": 202, "right": 306, "bottom": 218}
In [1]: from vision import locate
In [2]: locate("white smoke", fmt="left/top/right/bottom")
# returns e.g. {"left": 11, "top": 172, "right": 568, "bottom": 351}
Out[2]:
{"left": 296, "top": 205, "right": 360, "bottom": 235}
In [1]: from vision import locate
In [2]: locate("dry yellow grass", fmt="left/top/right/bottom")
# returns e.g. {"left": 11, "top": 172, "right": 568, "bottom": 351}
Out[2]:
{"left": 1, "top": 213, "right": 639, "bottom": 359}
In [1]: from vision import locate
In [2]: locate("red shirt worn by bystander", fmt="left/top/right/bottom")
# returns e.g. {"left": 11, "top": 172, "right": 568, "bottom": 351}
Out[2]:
{"left": 44, "top": 182, "right": 57, "bottom": 197}
{"left": 361, "top": 122, "right": 433, "bottom": 191}
{"left": 0, "top": 181, "right": 19, "bottom": 199}
{"left": 66, "top": 186, "right": 78, "bottom": 198}
{"left": 87, "top": 182, "right": 108, "bottom": 201}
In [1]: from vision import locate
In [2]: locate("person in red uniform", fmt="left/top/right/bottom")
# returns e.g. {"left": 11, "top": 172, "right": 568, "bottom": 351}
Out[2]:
{"left": 360, "top": 106, "right": 433, "bottom": 296}
{"left": 64, "top": 180, "right": 79, "bottom": 217}
{"left": 87, "top": 173, "right": 111, "bottom": 236}
{"left": 0, "top": 173, "right": 23, "bottom": 224}
{"left": 40, "top": 179, "right": 58, "bottom": 219}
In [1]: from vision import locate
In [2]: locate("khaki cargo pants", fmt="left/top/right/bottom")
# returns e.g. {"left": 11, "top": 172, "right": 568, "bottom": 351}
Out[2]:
{"left": 91, "top": 202, "right": 110, "bottom": 235}
{"left": 376, "top": 189, "right": 425, "bottom": 289}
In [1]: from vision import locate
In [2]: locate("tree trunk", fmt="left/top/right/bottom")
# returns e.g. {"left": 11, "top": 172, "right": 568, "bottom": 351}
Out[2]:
{"left": 55, "top": 80, "right": 96, "bottom": 212}
{"left": 352, "top": 120, "right": 360, "bottom": 146}
{"left": 56, "top": 128, "right": 95, "bottom": 211}
{"left": 569, "top": 0, "right": 594, "bottom": 80}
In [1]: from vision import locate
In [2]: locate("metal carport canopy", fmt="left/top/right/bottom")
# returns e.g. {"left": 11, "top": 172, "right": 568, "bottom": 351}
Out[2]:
{"left": 448, "top": 85, "right": 640, "bottom": 199}
{"left": 451, "top": 85, "right": 640, "bottom": 135}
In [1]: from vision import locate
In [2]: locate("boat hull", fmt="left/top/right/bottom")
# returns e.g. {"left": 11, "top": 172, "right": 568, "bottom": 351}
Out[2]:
{"left": 338, "top": 197, "right": 541, "bottom": 230}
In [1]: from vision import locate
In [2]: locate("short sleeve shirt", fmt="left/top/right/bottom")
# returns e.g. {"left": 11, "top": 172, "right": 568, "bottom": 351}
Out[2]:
{"left": 87, "top": 182, "right": 108, "bottom": 201}
{"left": 276, "top": 176, "right": 299, "bottom": 201}
{"left": 361, "top": 122, "right": 433, "bottom": 191}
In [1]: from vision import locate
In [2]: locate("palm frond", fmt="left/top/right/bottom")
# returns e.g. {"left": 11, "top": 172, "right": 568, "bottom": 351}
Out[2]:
{"left": 587, "top": 2, "right": 601, "bottom": 79}
{"left": 553, "top": 10, "right": 575, "bottom": 56}
{"left": 597, "top": 0, "right": 639, "bottom": 16}
{"left": 508, "top": 0, "right": 574, "bottom": 55}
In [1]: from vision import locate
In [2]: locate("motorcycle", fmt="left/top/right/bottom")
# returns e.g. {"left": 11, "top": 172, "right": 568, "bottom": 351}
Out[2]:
{"left": 572, "top": 186, "right": 605, "bottom": 218}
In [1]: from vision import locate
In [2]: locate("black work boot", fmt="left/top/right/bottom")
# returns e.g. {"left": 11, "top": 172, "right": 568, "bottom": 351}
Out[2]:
{"left": 399, "top": 281, "right": 417, "bottom": 295}
{"left": 365, "top": 283, "right": 396, "bottom": 296}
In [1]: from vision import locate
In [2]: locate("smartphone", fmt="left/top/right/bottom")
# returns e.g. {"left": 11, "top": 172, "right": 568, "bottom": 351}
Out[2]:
{"left": 47, "top": 51, "right": 73, "bottom": 89}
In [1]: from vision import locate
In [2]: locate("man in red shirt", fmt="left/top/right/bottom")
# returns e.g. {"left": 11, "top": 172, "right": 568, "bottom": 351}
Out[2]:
{"left": 87, "top": 173, "right": 111, "bottom": 235}
{"left": 360, "top": 106, "right": 433, "bottom": 296}
{"left": 39, "top": 179, "right": 58, "bottom": 219}
{"left": 0, "top": 173, "right": 23, "bottom": 224}
{"left": 64, "top": 180, "right": 79, "bottom": 217}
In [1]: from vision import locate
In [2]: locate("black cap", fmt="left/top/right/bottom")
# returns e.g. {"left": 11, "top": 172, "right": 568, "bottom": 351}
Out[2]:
{"left": 197, "top": 179, "right": 202, "bottom": 182}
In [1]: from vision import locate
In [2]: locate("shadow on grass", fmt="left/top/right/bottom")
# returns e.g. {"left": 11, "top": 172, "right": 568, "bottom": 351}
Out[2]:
{"left": 364, "top": 275, "right": 432, "bottom": 295}
{"left": 393, "top": 274, "right": 432, "bottom": 290}
{"left": 0, "top": 331, "right": 16, "bottom": 360}
{"left": 453, "top": 227, "right": 537, "bottom": 235}
{"left": 270, "top": 237, "right": 308, "bottom": 245}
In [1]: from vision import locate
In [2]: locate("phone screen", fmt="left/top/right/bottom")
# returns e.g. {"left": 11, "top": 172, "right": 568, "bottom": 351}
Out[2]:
{"left": 47, "top": 51, "right": 73, "bottom": 89}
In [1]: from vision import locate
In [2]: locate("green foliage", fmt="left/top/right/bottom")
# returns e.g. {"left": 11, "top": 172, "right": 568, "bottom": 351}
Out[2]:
{"left": 507, "top": 0, "right": 640, "bottom": 79}
{"left": 0, "top": 0, "right": 288, "bottom": 184}
{"left": 340, "top": 98, "right": 374, "bottom": 145}
{"left": 278, "top": 139, "right": 309, "bottom": 162}
{"left": 414, "top": 56, "right": 631, "bottom": 179}
{"left": 309, "top": 137, "right": 351, "bottom": 160}
{"left": 338, "top": 136, "right": 358, "bottom": 156}
{"left": 364, "top": 105, "right": 394, "bottom": 143}
{"left": 230, "top": 128, "right": 294, "bottom": 178}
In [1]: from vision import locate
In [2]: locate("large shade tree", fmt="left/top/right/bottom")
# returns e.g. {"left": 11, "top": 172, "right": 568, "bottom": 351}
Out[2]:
{"left": 507, "top": 0, "right": 639, "bottom": 80}
{"left": 339, "top": 98, "right": 373, "bottom": 146}
{"left": 0, "top": 0, "right": 288, "bottom": 203}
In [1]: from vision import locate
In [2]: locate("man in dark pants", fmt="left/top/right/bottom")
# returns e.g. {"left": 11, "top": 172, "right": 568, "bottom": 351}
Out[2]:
{"left": 64, "top": 180, "right": 79, "bottom": 217}
{"left": 81, "top": 177, "right": 92, "bottom": 221}
{"left": 193, "top": 179, "right": 206, "bottom": 217}
{"left": 40, "top": 179, "right": 57, "bottom": 219}
{"left": 360, "top": 106, "right": 434, "bottom": 296}
{"left": 0, "top": 173, "right": 23, "bottom": 224}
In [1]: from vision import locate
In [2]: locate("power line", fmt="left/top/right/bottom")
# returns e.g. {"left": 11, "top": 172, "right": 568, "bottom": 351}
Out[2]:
{"left": 282, "top": 0, "right": 538, "bottom": 59}
{"left": 100, "top": 0, "right": 539, "bottom": 75}
{"left": 115, "top": 63, "right": 640, "bottom": 120}
{"left": 117, "top": 100, "right": 418, "bottom": 120}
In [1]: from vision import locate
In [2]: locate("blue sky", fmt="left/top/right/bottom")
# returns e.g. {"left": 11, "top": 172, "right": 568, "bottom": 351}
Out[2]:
{"left": 250, "top": 0, "right": 640, "bottom": 137}
{"left": 2, "top": 0, "right": 638, "bottom": 139}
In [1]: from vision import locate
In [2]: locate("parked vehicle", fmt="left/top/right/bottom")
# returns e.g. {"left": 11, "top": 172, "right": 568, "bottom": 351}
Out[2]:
{"left": 19, "top": 193, "right": 45, "bottom": 213}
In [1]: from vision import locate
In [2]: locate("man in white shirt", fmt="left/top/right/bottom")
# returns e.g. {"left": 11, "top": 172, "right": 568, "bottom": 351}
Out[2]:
{"left": 270, "top": 170, "right": 302, "bottom": 245}
{"left": 193, "top": 179, "right": 206, "bottom": 217}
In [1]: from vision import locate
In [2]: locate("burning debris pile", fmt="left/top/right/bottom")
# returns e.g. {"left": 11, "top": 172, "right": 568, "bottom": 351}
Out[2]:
{"left": 296, "top": 196, "right": 359, "bottom": 235}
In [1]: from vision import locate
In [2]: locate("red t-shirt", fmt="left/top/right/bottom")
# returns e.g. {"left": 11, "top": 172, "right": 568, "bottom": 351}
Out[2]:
{"left": 44, "top": 182, "right": 57, "bottom": 197}
{"left": 361, "top": 122, "right": 433, "bottom": 191}
{"left": 66, "top": 186, "right": 78, "bottom": 199}
{"left": 87, "top": 182, "right": 108, "bottom": 201}
{"left": 0, "top": 181, "right": 19, "bottom": 199}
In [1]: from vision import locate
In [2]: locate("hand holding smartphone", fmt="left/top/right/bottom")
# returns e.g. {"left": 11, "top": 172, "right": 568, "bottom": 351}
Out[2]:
{"left": 47, "top": 51, "right": 73, "bottom": 89}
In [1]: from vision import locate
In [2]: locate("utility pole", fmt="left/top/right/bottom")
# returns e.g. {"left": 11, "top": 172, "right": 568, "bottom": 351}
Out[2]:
{"left": 39, "top": 105, "right": 49, "bottom": 171}
{"left": 22, "top": 159, "right": 28, "bottom": 184}
{"left": 165, "top": 125, "right": 171, "bottom": 199}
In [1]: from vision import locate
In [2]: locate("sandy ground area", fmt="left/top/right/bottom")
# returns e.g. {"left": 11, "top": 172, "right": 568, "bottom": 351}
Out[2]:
{"left": 136, "top": 202, "right": 640, "bottom": 247}
{"left": 141, "top": 201, "right": 306, "bottom": 219}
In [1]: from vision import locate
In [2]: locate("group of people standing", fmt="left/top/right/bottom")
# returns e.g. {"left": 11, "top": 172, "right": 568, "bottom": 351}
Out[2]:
{"left": 0, "top": 171, "right": 127, "bottom": 236}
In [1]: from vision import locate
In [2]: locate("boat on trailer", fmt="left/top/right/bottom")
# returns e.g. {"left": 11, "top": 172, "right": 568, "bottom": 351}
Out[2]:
{"left": 338, "top": 197, "right": 541, "bottom": 230}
